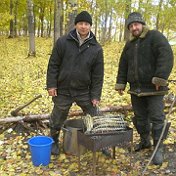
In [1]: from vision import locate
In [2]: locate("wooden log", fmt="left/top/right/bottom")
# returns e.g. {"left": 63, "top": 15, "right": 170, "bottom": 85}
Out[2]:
{"left": 0, "top": 105, "right": 132, "bottom": 124}
{"left": 0, "top": 103, "right": 175, "bottom": 124}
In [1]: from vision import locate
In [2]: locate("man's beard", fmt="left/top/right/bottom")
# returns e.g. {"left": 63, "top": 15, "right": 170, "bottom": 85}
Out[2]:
{"left": 132, "top": 30, "right": 142, "bottom": 37}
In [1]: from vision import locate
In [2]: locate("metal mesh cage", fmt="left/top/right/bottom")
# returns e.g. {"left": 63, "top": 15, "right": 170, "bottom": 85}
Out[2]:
{"left": 83, "top": 114, "right": 127, "bottom": 134}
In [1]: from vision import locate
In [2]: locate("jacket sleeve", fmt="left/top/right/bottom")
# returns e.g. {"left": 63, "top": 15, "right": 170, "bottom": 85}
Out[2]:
{"left": 46, "top": 38, "right": 63, "bottom": 89}
{"left": 152, "top": 31, "right": 174, "bottom": 86}
{"left": 115, "top": 43, "right": 129, "bottom": 90}
{"left": 90, "top": 47, "right": 104, "bottom": 101}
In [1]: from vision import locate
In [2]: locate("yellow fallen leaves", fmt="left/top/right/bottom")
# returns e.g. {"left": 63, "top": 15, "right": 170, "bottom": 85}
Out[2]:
{"left": 160, "top": 162, "right": 169, "bottom": 169}
{"left": 0, "top": 38, "right": 176, "bottom": 175}
{"left": 48, "top": 163, "right": 54, "bottom": 169}
{"left": 164, "top": 137, "right": 175, "bottom": 144}
{"left": 68, "top": 163, "right": 78, "bottom": 170}
{"left": 48, "top": 171, "right": 62, "bottom": 176}
{"left": 58, "top": 153, "right": 66, "bottom": 161}
{"left": 17, "top": 174, "right": 28, "bottom": 176}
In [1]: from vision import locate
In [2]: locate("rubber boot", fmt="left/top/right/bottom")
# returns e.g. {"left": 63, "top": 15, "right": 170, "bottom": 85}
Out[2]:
{"left": 132, "top": 117, "right": 152, "bottom": 152}
{"left": 50, "top": 129, "right": 60, "bottom": 155}
{"left": 152, "top": 140, "right": 164, "bottom": 165}
{"left": 134, "top": 135, "right": 152, "bottom": 152}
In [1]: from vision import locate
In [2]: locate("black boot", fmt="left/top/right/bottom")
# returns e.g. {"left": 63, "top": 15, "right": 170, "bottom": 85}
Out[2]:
{"left": 132, "top": 117, "right": 151, "bottom": 152}
{"left": 152, "top": 140, "right": 164, "bottom": 165}
{"left": 51, "top": 142, "right": 59, "bottom": 155}
{"left": 50, "top": 129, "right": 60, "bottom": 155}
{"left": 152, "top": 123, "right": 165, "bottom": 165}
{"left": 135, "top": 135, "right": 152, "bottom": 152}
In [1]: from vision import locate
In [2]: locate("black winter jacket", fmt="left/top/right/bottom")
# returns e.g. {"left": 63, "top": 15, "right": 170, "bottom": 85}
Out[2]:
{"left": 115, "top": 27, "right": 173, "bottom": 96}
{"left": 47, "top": 29, "right": 104, "bottom": 100}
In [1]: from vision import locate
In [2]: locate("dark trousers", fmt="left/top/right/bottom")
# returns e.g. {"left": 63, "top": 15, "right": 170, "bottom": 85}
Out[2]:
{"left": 49, "top": 91, "right": 97, "bottom": 132}
{"left": 131, "top": 94, "right": 165, "bottom": 140}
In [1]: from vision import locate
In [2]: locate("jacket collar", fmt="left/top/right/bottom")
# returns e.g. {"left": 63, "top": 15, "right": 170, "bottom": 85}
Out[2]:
{"left": 76, "top": 30, "right": 90, "bottom": 46}
{"left": 67, "top": 29, "right": 97, "bottom": 45}
{"left": 129, "top": 26, "right": 149, "bottom": 41}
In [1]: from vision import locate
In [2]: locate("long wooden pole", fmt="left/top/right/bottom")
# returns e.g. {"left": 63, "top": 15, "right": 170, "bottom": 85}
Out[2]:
{"left": 0, "top": 105, "right": 132, "bottom": 124}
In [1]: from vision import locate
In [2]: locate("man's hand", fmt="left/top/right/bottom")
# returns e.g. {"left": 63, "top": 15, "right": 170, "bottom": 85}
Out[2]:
{"left": 48, "top": 88, "right": 57, "bottom": 97}
{"left": 118, "top": 89, "right": 124, "bottom": 95}
{"left": 92, "top": 99, "right": 99, "bottom": 107}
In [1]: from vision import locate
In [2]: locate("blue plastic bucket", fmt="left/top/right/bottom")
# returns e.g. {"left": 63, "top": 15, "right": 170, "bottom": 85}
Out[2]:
{"left": 28, "top": 136, "right": 54, "bottom": 166}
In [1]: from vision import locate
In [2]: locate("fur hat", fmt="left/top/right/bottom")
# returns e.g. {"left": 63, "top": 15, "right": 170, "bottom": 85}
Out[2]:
{"left": 126, "top": 12, "right": 145, "bottom": 29}
{"left": 74, "top": 11, "right": 92, "bottom": 26}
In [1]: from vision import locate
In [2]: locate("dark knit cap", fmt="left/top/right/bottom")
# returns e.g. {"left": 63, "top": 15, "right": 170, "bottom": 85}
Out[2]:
{"left": 74, "top": 11, "right": 92, "bottom": 26}
{"left": 126, "top": 12, "right": 145, "bottom": 29}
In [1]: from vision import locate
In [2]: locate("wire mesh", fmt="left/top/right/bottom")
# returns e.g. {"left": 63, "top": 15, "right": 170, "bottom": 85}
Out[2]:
{"left": 83, "top": 114, "right": 127, "bottom": 134}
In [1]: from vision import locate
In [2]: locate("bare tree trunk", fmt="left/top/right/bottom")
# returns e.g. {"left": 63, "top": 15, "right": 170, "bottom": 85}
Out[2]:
{"left": 27, "top": 0, "right": 36, "bottom": 56}
{"left": 54, "top": 0, "right": 62, "bottom": 44}
{"left": 113, "top": 17, "right": 118, "bottom": 41}
{"left": 60, "top": 0, "right": 64, "bottom": 36}
{"left": 40, "top": 16, "right": 44, "bottom": 37}
{"left": 37, "top": 11, "right": 40, "bottom": 37}
{"left": 33, "top": 5, "right": 36, "bottom": 36}
{"left": 94, "top": 13, "right": 98, "bottom": 38}
{"left": 93, "top": 0, "right": 98, "bottom": 38}
{"left": 23, "top": 18, "right": 28, "bottom": 36}
{"left": 124, "top": 0, "right": 131, "bottom": 41}
{"left": 21, "top": 15, "right": 28, "bottom": 36}
{"left": 47, "top": 6, "right": 52, "bottom": 37}
{"left": 14, "top": 0, "right": 18, "bottom": 37}
{"left": 40, "top": 8, "right": 45, "bottom": 37}
{"left": 67, "top": 0, "right": 77, "bottom": 33}
{"left": 119, "top": 16, "right": 124, "bottom": 42}
{"left": 101, "top": 0, "right": 108, "bottom": 43}
{"left": 156, "top": 0, "right": 163, "bottom": 30}
{"left": 107, "top": 10, "right": 113, "bottom": 41}
{"left": 49, "top": 6, "right": 52, "bottom": 37}
{"left": 9, "top": 0, "right": 14, "bottom": 38}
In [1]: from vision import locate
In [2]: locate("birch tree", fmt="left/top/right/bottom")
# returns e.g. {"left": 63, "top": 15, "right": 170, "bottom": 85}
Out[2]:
{"left": 27, "top": 0, "right": 35, "bottom": 56}
{"left": 67, "top": 0, "right": 77, "bottom": 33}
{"left": 54, "top": 0, "right": 62, "bottom": 44}
{"left": 9, "top": 0, "right": 14, "bottom": 38}
{"left": 123, "top": 0, "right": 131, "bottom": 41}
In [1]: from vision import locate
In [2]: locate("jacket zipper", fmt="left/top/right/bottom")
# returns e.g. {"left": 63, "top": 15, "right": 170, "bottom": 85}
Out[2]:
{"left": 68, "top": 33, "right": 93, "bottom": 87}
{"left": 70, "top": 33, "right": 93, "bottom": 52}
{"left": 134, "top": 39, "right": 140, "bottom": 91}
{"left": 70, "top": 33, "right": 93, "bottom": 44}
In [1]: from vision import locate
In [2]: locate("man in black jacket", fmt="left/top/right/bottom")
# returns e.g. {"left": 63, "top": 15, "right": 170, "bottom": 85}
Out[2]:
{"left": 115, "top": 12, "right": 173, "bottom": 165}
{"left": 46, "top": 11, "right": 104, "bottom": 155}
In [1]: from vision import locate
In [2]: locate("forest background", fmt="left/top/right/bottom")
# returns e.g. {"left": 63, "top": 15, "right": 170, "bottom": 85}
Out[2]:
{"left": 0, "top": 0, "right": 176, "bottom": 175}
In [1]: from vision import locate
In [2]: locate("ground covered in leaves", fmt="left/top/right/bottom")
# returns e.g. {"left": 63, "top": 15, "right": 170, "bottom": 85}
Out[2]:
{"left": 0, "top": 124, "right": 176, "bottom": 176}
{"left": 0, "top": 37, "right": 176, "bottom": 175}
